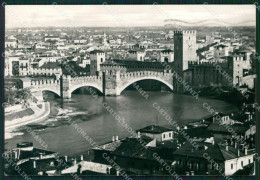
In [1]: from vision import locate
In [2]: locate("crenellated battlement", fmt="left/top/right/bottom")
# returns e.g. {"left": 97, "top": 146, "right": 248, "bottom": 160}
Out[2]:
{"left": 119, "top": 71, "right": 172, "bottom": 79}
{"left": 31, "top": 79, "right": 60, "bottom": 86}
{"left": 71, "top": 75, "right": 102, "bottom": 83}
{"left": 188, "top": 60, "right": 228, "bottom": 65}
{"left": 174, "top": 30, "right": 197, "bottom": 35}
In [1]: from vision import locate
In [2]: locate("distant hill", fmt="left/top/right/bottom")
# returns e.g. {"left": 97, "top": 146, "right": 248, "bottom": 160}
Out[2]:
{"left": 164, "top": 19, "right": 255, "bottom": 27}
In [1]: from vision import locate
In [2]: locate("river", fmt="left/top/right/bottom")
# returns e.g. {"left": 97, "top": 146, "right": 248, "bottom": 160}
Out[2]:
{"left": 5, "top": 90, "right": 238, "bottom": 156}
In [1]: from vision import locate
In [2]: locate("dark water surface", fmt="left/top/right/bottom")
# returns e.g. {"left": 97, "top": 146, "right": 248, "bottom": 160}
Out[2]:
{"left": 5, "top": 91, "right": 238, "bottom": 155}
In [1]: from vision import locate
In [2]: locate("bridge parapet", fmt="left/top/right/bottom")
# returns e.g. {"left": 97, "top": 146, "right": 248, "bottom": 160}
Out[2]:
{"left": 70, "top": 75, "right": 102, "bottom": 86}
{"left": 31, "top": 79, "right": 60, "bottom": 86}
{"left": 120, "top": 71, "right": 172, "bottom": 79}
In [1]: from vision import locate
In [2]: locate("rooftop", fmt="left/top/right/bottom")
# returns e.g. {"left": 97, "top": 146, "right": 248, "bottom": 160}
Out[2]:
{"left": 90, "top": 50, "right": 104, "bottom": 54}
{"left": 101, "top": 59, "right": 168, "bottom": 68}
{"left": 18, "top": 147, "right": 56, "bottom": 160}
{"left": 207, "top": 124, "right": 248, "bottom": 134}
{"left": 138, "top": 125, "right": 173, "bottom": 134}
{"left": 92, "top": 140, "right": 122, "bottom": 151}
{"left": 173, "top": 142, "right": 225, "bottom": 161}
{"left": 40, "top": 62, "right": 61, "bottom": 69}
{"left": 112, "top": 136, "right": 157, "bottom": 160}
{"left": 219, "top": 144, "right": 255, "bottom": 160}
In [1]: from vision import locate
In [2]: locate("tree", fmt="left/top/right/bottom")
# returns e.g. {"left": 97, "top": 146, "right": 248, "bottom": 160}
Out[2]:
{"left": 5, "top": 90, "right": 16, "bottom": 105}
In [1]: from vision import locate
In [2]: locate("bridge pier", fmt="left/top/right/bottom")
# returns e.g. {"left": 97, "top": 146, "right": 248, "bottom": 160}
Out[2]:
{"left": 60, "top": 75, "right": 72, "bottom": 99}
{"left": 103, "top": 71, "right": 121, "bottom": 96}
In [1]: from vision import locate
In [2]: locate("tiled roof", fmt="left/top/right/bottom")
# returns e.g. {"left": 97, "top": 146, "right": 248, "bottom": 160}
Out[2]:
{"left": 90, "top": 50, "right": 103, "bottom": 54}
{"left": 19, "top": 148, "right": 56, "bottom": 160}
{"left": 184, "top": 127, "right": 213, "bottom": 139}
{"left": 207, "top": 124, "right": 248, "bottom": 134}
{"left": 161, "top": 49, "right": 173, "bottom": 53}
{"left": 218, "top": 144, "right": 254, "bottom": 160}
{"left": 93, "top": 140, "right": 122, "bottom": 151}
{"left": 138, "top": 125, "right": 173, "bottom": 134}
{"left": 112, "top": 136, "right": 156, "bottom": 160}
{"left": 40, "top": 62, "right": 61, "bottom": 69}
{"left": 173, "top": 142, "right": 225, "bottom": 161}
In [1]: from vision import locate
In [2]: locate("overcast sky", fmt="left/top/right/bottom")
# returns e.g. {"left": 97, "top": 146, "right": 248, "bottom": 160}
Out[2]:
{"left": 6, "top": 5, "right": 256, "bottom": 28}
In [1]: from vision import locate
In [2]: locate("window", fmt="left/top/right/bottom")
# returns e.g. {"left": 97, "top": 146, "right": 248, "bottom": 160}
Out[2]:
{"left": 249, "top": 159, "right": 251, "bottom": 164}
{"left": 169, "top": 132, "right": 171, "bottom": 137}
{"left": 163, "top": 134, "right": 165, "bottom": 139}
{"left": 231, "top": 164, "right": 233, "bottom": 169}
{"left": 241, "top": 161, "right": 243, "bottom": 167}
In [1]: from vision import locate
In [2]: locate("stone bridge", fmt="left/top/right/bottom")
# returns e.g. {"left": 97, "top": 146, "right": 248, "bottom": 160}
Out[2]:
{"left": 27, "top": 71, "right": 173, "bottom": 98}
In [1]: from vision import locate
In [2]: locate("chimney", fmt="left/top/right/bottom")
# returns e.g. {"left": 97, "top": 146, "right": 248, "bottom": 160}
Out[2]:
{"left": 14, "top": 151, "right": 18, "bottom": 159}
{"left": 80, "top": 155, "right": 83, "bottom": 161}
{"left": 64, "top": 155, "right": 68, "bottom": 162}
{"left": 212, "top": 140, "right": 215, "bottom": 145}
{"left": 17, "top": 149, "right": 21, "bottom": 159}
{"left": 112, "top": 136, "right": 115, "bottom": 142}
{"left": 137, "top": 131, "right": 140, "bottom": 138}
{"left": 33, "top": 161, "right": 36, "bottom": 168}
{"left": 238, "top": 150, "right": 240, "bottom": 157}
{"left": 116, "top": 136, "right": 118, "bottom": 141}
{"left": 245, "top": 147, "right": 248, "bottom": 155}
{"left": 225, "top": 142, "right": 229, "bottom": 151}
{"left": 73, "top": 158, "right": 77, "bottom": 165}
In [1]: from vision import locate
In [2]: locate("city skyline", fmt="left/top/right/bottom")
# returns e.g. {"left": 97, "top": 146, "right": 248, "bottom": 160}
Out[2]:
{"left": 6, "top": 5, "right": 256, "bottom": 28}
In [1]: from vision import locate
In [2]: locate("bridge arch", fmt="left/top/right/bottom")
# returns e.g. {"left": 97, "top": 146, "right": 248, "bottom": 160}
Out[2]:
{"left": 117, "top": 77, "right": 173, "bottom": 95}
{"left": 40, "top": 89, "right": 61, "bottom": 98}
{"left": 70, "top": 83, "right": 103, "bottom": 95}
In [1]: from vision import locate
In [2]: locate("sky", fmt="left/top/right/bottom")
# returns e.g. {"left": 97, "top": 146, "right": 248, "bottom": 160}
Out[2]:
{"left": 5, "top": 5, "right": 256, "bottom": 28}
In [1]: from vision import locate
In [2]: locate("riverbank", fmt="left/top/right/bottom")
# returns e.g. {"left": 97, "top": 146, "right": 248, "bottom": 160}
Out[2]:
{"left": 184, "top": 86, "right": 254, "bottom": 106}
{"left": 5, "top": 102, "right": 51, "bottom": 139}
{"left": 5, "top": 91, "right": 239, "bottom": 155}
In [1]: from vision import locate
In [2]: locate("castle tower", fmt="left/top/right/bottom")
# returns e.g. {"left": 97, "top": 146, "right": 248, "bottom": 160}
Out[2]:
{"left": 174, "top": 30, "right": 197, "bottom": 72}
{"left": 137, "top": 50, "right": 146, "bottom": 61}
{"left": 160, "top": 49, "right": 174, "bottom": 63}
{"left": 90, "top": 50, "right": 106, "bottom": 76}
{"left": 128, "top": 49, "right": 146, "bottom": 61}
{"left": 227, "top": 54, "right": 244, "bottom": 86}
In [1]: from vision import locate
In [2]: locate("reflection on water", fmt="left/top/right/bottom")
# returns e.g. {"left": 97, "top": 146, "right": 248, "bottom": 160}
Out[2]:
{"left": 5, "top": 91, "right": 238, "bottom": 155}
